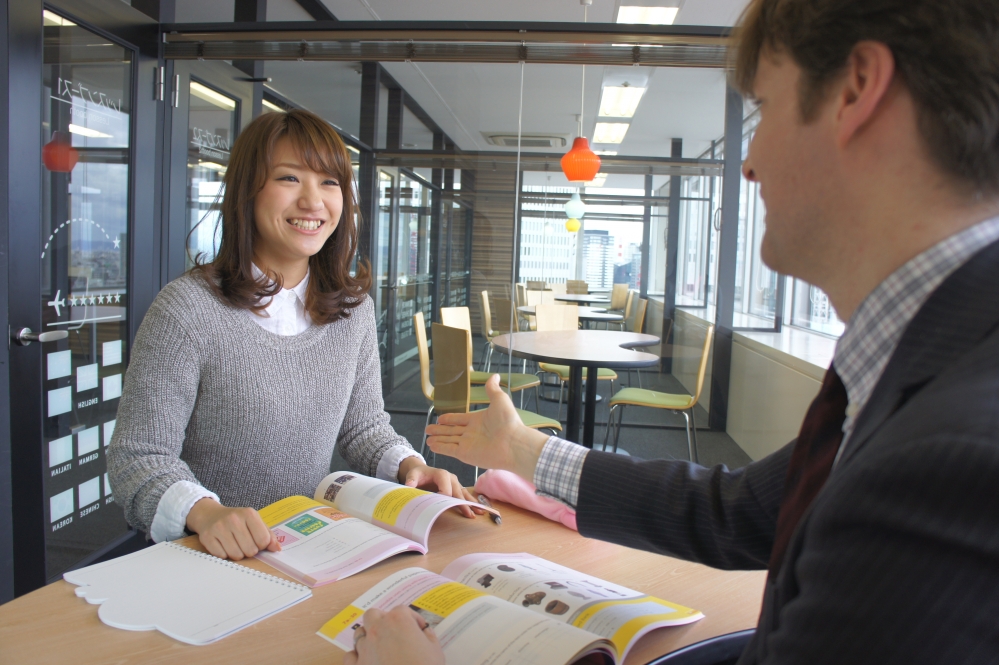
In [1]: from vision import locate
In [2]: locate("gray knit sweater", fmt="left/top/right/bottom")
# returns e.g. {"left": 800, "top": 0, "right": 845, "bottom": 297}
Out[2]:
{"left": 107, "top": 273, "right": 410, "bottom": 534}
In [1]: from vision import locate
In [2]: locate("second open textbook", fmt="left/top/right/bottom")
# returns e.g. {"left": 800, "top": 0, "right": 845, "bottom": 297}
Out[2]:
{"left": 254, "top": 471, "right": 499, "bottom": 587}
{"left": 318, "top": 552, "right": 704, "bottom": 665}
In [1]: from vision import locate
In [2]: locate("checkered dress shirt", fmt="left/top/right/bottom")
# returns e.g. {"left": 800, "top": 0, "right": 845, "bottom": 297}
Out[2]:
{"left": 535, "top": 215, "right": 999, "bottom": 507}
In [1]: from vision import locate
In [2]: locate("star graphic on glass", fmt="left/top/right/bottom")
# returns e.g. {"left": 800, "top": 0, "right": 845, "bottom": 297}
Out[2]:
{"left": 88, "top": 296, "right": 96, "bottom": 306}
{"left": 113, "top": 237, "right": 121, "bottom": 250}
{"left": 69, "top": 296, "right": 77, "bottom": 307}
{"left": 114, "top": 293, "right": 121, "bottom": 303}
{"left": 97, "top": 295, "right": 105, "bottom": 305}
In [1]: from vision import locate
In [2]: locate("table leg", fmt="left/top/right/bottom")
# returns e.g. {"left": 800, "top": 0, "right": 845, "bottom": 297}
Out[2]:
{"left": 565, "top": 365, "right": 583, "bottom": 444}
{"left": 583, "top": 365, "right": 598, "bottom": 447}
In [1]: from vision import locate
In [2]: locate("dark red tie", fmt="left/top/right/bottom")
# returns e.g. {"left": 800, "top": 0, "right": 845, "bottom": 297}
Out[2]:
{"left": 768, "top": 366, "right": 848, "bottom": 575}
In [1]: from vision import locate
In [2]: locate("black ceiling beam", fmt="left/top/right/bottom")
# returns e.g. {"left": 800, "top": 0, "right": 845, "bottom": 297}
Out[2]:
{"left": 292, "top": 0, "right": 338, "bottom": 22}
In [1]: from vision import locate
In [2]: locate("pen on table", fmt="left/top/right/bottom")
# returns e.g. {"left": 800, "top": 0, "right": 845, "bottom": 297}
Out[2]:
{"left": 477, "top": 494, "right": 502, "bottom": 525}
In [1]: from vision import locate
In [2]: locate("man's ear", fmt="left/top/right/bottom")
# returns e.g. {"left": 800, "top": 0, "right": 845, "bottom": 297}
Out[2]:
{"left": 835, "top": 41, "right": 897, "bottom": 147}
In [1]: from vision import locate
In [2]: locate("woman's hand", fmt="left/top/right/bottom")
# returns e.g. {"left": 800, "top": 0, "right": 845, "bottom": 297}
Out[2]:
{"left": 398, "top": 456, "right": 482, "bottom": 518}
{"left": 425, "top": 374, "right": 549, "bottom": 481}
{"left": 344, "top": 607, "right": 444, "bottom": 665}
{"left": 185, "top": 497, "right": 281, "bottom": 560}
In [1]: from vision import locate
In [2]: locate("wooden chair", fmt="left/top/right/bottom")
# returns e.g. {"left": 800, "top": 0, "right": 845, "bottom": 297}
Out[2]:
{"left": 604, "top": 324, "right": 715, "bottom": 463}
{"left": 526, "top": 280, "right": 547, "bottom": 290}
{"left": 624, "top": 297, "right": 649, "bottom": 387}
{"left": 478, "top": 290, "right": 514, "bottom": 372}
{"left": 566, "top": 280, "right": 589, "bottom": 295}
{"left": 440, "top": 306, "right": 540, "bottom": 408}
{"left": 422, "top": 317, "right": 561, "bottom": 476}
{"left": 609, "top": 283, "right": 629, "bottom": 312}
{"left": 534, "top": 305, "right": 619, "bottom": 421}
{"left": 549, "top": 282, "right": 567, "bottom": 295}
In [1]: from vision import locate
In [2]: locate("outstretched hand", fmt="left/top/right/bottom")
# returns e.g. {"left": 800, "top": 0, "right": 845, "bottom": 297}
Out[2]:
{"left": 425, "top": 374, "right": 549, "bottom": 482}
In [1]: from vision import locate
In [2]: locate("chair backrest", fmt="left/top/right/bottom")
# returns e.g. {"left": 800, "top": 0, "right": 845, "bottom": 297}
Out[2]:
{"left": 526, "top": 280, "right": 546, "bottom": 290}
{"left": 515, "top": 283, "right": 527, "bottom": 308}
{"left": 413, "top": 311, "right": 434, "bottom": 402}
{"left": 525, "top": 290, "right": 546, "bottom": 307}
{"left": 479, "top": 291, "right": 493, "bottom": 338}
{"left": 431, "top": 323, "right": 471, "bottom": 415}
{"left": 610, "top": 283, "right": 629, "bottom": 310}
{"left": 492, "top": 298, "right": 516, "bottom": 334}
{"left": 690, "top": 325, "right": 716, "bottom": 408}
{"left": 623, "top": 289, "right": 636, "bottom": 319}
{"left": 440, "top": 306, "right": 472, "bottom": 332}
{"left": 549, "top": 282, "right": 567, "bottom": 295}
{"left": 540, "top": 291, "right": 557, "bottom": 305}
{"left": 535, "top": 304, "right": 579, "bottom": 331}
{"left": 627, "top": 298, "right": 648, "bottom": 333}
{"left": 566, "top": 279, "right": 589, "bottom": 295}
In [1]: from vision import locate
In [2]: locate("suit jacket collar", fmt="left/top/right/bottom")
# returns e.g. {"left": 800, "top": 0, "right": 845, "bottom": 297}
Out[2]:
{"left": 837, "top": 237, "right": 999, "bottom": 467}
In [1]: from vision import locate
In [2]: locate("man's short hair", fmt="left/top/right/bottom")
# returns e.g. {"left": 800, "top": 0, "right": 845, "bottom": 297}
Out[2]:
{"left": 732, "top": 0, "right": 999, "bottom": 196}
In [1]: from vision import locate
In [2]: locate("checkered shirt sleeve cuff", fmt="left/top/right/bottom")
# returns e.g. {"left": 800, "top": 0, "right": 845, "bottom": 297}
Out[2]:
{"left": 533, "top": 436, "right": 588, "bottom": 509}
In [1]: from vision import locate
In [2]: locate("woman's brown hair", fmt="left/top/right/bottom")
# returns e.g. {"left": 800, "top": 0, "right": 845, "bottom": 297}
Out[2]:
{"left": 192, "top": 108, "right": 371, "bottom": 324}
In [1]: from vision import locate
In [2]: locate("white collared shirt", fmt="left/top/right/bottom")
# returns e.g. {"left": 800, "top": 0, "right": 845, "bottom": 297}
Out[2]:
{"left": 148, "top": 264, "right": 423, "bottom": 542}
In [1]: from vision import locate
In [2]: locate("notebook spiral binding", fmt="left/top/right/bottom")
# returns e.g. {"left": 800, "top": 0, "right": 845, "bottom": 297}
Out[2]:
{"left": 164, "top": 542, "right": 310, "bottom": 592}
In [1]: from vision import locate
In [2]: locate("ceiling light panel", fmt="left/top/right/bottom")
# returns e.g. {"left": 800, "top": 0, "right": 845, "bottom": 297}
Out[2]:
{"left": 599, "top": 86, "right": 647, "bottom": 118}
{"left": 617, "top": 6, "right": 679, "bottom": 25}
{"left": 190, "top": 81, "right": 237, "bottom": 111}
{"left": 593, "top": 123, "right": 630, "bottom": 144}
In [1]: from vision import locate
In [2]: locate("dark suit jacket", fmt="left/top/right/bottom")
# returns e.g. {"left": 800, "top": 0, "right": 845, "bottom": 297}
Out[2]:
{"left": 576, "top": 239, "right": 999, "bottom": 664}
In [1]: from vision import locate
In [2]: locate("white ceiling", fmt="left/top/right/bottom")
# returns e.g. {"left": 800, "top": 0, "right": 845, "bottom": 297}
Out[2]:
{"left": 174, "top": 0, "right": 749, "bottom": 160}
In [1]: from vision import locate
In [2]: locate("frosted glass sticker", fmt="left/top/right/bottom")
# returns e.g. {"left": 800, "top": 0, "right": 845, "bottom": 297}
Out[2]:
{"left": 77, "top": 426, "right": 100, "bottom": 456}
{"left": 47, "top": 350, "right": 72, "bottom": 380}
{"left": 48, "top": 386, "right": 72, "bottom": 417}
{"left": 49, "top": 435, "right": 73, "bottom": 467}
{"left": 102, "top": 374, "right": 122, "bottom": 401}
{"left": 77, "top": 363, "right": 99, "bottom": 392}
{"left": 103, "top": 419, "right": 116, "bottom": 447}
{"left": 102, "top": 340, "right": 122, "bottom": 367}
{"left": 79, "top": 477, "right": 100, "bottom": 508}
{"left": 104, "top": 472, "right": 112, "bottom": 497}
{"left": 51, "top": 488, "right": 74, "bottom": 522}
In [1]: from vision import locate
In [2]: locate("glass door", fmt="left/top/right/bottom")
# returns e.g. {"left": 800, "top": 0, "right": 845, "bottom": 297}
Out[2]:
{"left": 38, "top": 11, "right": 133, "bottom": 579}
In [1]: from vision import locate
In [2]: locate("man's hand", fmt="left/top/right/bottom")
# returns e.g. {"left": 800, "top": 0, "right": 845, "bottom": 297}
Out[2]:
{"left": 398, "top": 455, "right": 481, "bottom": 518}
{"left": 425, "top": 374, "right": 549, "bottom": 481}
{"left": 185, "top": 497, "right": 280, "bottom": 560}
{"left": 344, "top": 606, "right": 444, "bottom": 665}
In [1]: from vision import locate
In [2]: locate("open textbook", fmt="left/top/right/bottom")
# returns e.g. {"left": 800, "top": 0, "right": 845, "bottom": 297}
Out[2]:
{"left": 318, "top": 552, "right": 704, "bottom": 665}
{"left": 254, "top": 471, "right": 498, "bottom": 587}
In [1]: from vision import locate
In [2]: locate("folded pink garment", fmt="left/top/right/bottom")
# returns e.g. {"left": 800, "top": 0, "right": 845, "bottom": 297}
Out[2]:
{"left": 474, "top": 469, "right": 577, "bottom": 531}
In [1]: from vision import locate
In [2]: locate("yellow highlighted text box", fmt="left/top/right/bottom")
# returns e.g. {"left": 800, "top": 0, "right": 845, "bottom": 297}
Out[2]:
{"left": 372, "top": 487, "right": 429, "bottom": 526}
{"left": 412, "top": 582, "right": 486, "bottom": 618}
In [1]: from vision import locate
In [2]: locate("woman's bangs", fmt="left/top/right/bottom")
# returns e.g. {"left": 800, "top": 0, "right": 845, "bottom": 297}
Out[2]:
{"left": 285, "top": 123, "right": 350, "bottom": 184}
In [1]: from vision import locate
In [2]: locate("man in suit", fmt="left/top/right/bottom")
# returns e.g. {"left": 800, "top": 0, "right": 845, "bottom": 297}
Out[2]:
{"left": 346, "top": 0, "right": 999, "bottom": 663}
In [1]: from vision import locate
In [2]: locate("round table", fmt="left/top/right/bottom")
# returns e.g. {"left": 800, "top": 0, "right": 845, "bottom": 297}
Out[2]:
{"left": 517, "top": 305, "right": 623, "bottom": 326}
{"left": 555, "top": 294, "right": 612, "bottom": 305}
{"left": 491, "top": 330, "right": 660, "bottom": 448}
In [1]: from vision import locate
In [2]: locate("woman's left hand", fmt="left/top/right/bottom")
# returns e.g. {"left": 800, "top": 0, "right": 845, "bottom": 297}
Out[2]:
{"left": 343, "top": 607, "right": 444, "bottom": 665}
{"left": 398, "top": 456, "right": 481, "bottom": 518}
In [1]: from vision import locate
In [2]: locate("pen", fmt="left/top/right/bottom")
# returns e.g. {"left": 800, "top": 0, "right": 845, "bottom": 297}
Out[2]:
{"left": 477, "top": 494, "right": 502, "bottom": 525}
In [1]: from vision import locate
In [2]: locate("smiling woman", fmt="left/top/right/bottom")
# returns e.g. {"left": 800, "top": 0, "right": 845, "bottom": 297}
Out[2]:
{"left": 106, "top": 109, "right": 477, "bottom": 562}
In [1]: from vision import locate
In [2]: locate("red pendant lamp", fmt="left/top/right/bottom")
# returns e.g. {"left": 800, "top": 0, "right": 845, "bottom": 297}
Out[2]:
{"left": 42, "top": 131, "right": 79, "bottom": 173}
{"left": 561, "top": 137, "right": 601, "bottom": 183}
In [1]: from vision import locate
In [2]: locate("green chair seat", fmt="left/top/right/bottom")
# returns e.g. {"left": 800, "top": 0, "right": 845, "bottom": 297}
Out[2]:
{"left": 609, "top": 387, "right": 693, "bottom": 410}
{"left": 516, "top": 409, "right": 562, "bottom": 431}
{"left": 538, "top": 363, "right": 618, "bottom": 381}
{"left": 470, "top": 371, "right": 541, "bottom": 391}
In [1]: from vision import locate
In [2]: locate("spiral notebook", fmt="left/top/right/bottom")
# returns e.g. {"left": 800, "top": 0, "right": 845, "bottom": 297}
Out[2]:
{"left": 63, "top": 541, "right": 312, "bottom": 645}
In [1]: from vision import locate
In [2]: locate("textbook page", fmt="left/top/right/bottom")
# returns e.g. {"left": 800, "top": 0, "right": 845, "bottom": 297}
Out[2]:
{"left": 442, "top": 553, "right": 704, "bottom": 661}
{"left": 256, "top": 495, "right": 423, "bottom": 587}
{"left": 318, "top": 567, "right": 615, "bottom": 665}
{"left": 313, "top": 471, "right": 497, "bottom": 548}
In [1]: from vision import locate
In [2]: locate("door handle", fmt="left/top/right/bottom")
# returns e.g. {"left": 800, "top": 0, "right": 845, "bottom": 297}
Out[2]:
{"left": 11, "top": 328, "right": 69, "bottom": 346}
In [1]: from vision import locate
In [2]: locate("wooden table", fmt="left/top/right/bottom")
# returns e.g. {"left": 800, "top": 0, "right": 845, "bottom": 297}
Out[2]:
{"left": 556, "top": 294, "right": 612, "bottom": 305}
{"left": 492, "top": 330, "right": 659, "bottom": 447}
{"left": 0, "top": 502, "right": 765, "bottom": 665}
{"left": 518, "top": 305, "right": 623, "bottom": 327}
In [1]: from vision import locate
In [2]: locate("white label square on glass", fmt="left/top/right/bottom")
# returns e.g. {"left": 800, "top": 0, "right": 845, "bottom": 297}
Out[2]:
{"left": 79, "top": 477, "right": 100, "bottom": 508}
{"left": 104, "top": 472, "right": 112, "bottom": 497}
{"left": 47, "top": 350, "right": 72, "bottom": 381}
{"left": 47, "top": 387, "right": 72, "bottom": 417}
{"left": 102, "top": 374, "right": 122, "bottom": 401}
{"left": 50, "top": 488, "right": 74, "bottom": 522}
{"left": 77, "top": 427, "right": 100, "bottom": 456}
{"left": 102, "top": 340, "right": 122, "bottom": 367}
{"left": 49, "top": 435, "right": 73, "bottom": 467}
{"left": 77, "top": 363, "right": 99, "bottom": 392}
{"left": 103, "top": 419, "right": 116, "bottom": 447}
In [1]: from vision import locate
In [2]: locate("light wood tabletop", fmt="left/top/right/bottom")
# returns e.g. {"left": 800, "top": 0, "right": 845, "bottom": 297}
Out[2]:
{"left": 0, "top": 500, "right": 765, "bottom": 665}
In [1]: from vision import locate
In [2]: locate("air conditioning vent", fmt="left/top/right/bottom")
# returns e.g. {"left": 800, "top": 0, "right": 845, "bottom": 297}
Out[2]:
{"left": 484, "top": 134, "right": 568, "bottom": 149}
